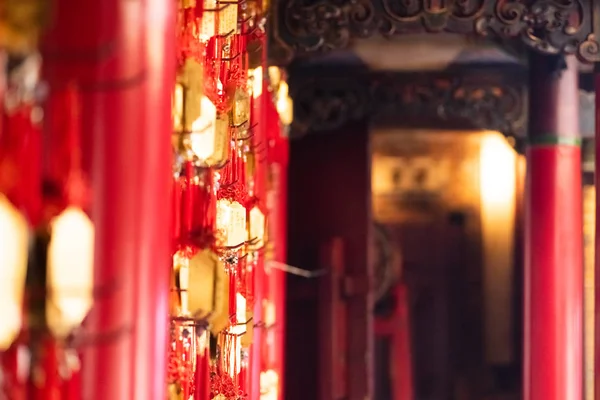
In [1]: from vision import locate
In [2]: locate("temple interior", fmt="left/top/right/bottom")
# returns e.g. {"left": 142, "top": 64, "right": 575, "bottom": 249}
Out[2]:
{"left": 0, "top": 1, "right": 598, "bottom": 400}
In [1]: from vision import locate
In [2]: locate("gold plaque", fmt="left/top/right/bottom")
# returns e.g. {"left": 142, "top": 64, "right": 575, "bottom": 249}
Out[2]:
{"left": 241, "top": 311, "right": 254, "bottom": 347}
{"left": 176, "top": 59, "right": 204, "bottom": 133}
{"left": 208, "top": 261, "right": 228, "bottom": 334}
{"left": 199, "top": 0, "right": 217, "bottom": 39}
{"left": 218, "top": 2, "right": 238, "bottom": 35}
{"left": 200, "top": 0, "right": 238, "bottom": 38}
{"left": 210, "top": 115, "right": 230, "bottom": 167}
{"left": 167, "top": 383, "right": 183, "bottom": 400}
{"left": 187, "top": 97, "right": 231, "bottom": 167}
{"left": 188, "top": 249, "right": 225, "bottom": 319}
{"left": 231, "top": 88, "right": 251, "bottom": 127}
{"left": 248, "top": 206, "right": 266, "bottom": 249}
{"left": 244, "top": 148, "right": 256, "bottom": 180}
{"left": 169, "top": 265, "right": 181, "bottom": 317}
{"left": 172, "top": 83, "right": 185, "bottom": 134}
{"left": 216, "top": 199, "right": 248, "bottom": 247}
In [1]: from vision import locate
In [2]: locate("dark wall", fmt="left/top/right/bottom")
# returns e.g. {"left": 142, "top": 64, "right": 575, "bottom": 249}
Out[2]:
{"left": 286, "top": 122, "right": 372, "bottom": 400}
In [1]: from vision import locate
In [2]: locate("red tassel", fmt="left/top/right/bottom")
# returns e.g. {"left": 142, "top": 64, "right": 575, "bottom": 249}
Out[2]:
{"left": 238, "top": 362, "right": 247, "bottom": 396}
{"left": 194, "top": 1, "right": 203, "bottom": 19}
{"left": 195, "top": 343, "right": 210, "bottom": 400}
{"left": 193, "top": 169, "right": 216, "bottom": 237}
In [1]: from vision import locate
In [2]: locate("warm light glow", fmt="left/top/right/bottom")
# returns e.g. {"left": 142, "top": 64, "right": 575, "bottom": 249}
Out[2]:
{"left": 479, "top": 132, "right": 517, "bottom": 363}
{"left": 216, "top": 199, "right": 247, "bottom": 247}
{"left": 268, "top": 67, "right": 281, "bottom": 87}
{"left": 250, "top": 67, "right": 263, "bottom": 99}
{"left": 260, "top": 370, "right": 279, "bottom": 400}
{"left": 0, "top": 195, "right": 29, "bottom": 350}
{"left": 276, "top": 81, "right": 293, "bottom": 126}
{"left": 480, "top": 134, "right": 517, "bottom": 208}
{"left": 47, "top": 207, "right": 95, "bottom": 339}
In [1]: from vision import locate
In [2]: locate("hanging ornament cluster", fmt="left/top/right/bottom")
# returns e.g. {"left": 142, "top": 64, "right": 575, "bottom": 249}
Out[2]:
{"left": 168, "top": 0, "right": 276, "bottom": 399}
{"left": 0, "top": 4, "right": 94, "bottom": 399}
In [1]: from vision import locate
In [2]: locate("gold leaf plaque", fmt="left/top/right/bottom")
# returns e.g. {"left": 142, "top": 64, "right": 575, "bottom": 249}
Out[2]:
{"left": 188, "top": 249, "right": 225, "bottom": 319}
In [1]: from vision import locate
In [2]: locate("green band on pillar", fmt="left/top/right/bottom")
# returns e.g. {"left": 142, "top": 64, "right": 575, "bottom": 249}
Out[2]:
{"left": 527, "top": 135, "right": 581, "bottom": 147}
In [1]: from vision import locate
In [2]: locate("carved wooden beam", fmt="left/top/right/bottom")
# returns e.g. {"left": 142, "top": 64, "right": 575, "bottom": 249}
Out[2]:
{"left": 289, "top": 65, "right": 528, "bottom": 137}
{"left": 270, "top": 0, "right": 600, "bottom": 65}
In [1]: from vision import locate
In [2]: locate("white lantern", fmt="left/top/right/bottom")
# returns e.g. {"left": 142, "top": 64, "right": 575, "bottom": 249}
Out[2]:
{"left": 46, "top": 207, "right": 95, "bottom": 340}
{"left": 0, "top": 194, "right": 29, "bottom": 350}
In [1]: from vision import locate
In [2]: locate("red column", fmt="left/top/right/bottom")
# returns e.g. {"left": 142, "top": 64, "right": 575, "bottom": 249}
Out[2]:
{"left": 525, "top": 54, "right": 582, "bottom": 400}
{"left": 271, "top": 132, "right": 288, "bottom": 400}
{"left": 265, "top": 93, "right": 288, "bottom": 400}
{"left": 132, "top": 1, "right": 175, "bottom": 399}
{"left": 41, "top": 1, "right": 173, "bottom": 398}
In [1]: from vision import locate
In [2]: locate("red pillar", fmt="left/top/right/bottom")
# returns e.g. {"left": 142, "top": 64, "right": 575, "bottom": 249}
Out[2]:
{"left": 132, "top": 1, "right": 175, "bottom": 399}
{"left": 266, "top": 94, "right": 288, "bottom": 400}
{"left": 272, "top": 133, "right": 288, "bottom": 400}
{"left": 41, "top": 1, "right": 173, "bottom": 398}
{"left": 525, "top": 54, "right": 582, "bottom": 400}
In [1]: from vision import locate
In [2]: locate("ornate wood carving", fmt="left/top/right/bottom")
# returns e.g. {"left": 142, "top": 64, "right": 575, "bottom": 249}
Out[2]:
{"left": 289, "top": 65, "right": 528, "bottom": 136}
{"left": 270, "top": 0, "right": 600, "bottom": 64}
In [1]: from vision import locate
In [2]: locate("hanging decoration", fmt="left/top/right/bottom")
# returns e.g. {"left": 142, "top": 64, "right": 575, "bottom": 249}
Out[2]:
{"left": 169, "top": 0, "right": 288, "bottom": 398}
